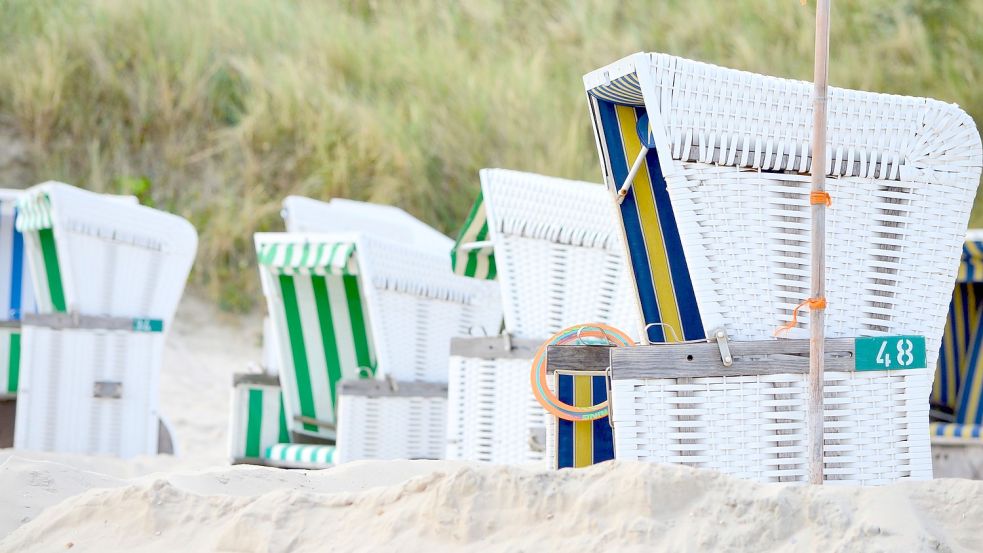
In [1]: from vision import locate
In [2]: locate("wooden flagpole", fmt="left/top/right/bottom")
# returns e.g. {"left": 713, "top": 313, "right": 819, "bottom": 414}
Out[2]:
{"left": 809, "top": 0, "right": 831, "bottom": 485}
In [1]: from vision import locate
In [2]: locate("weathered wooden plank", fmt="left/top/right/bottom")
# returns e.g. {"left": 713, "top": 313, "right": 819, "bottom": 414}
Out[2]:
{"left": 22, "top": 313, "right": 163, "bottom": 332}
{"left": 338, "top": 378, "right": 447, "bottom": 398}
{"left": 545, "top": 345, "right": 612, "bottom": 374}
{"left": 610, "top": 338, "right": 856, "bottom": 380}
{"left": 450, "top": 335, "right": 541, "bottom": 360}
{"left": 233, "top": 372, "right": 280, "bottom": 387}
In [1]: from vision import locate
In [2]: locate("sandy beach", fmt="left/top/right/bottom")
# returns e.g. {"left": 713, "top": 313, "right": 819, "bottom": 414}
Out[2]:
{"left": 0, "top": 296, "right": 980, "bottom": 552}
{"left": 3, "top": 454, "right": 983, "bottom": 552}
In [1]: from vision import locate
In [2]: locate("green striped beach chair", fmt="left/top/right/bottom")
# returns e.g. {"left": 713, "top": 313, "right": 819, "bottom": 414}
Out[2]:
{"left": 255, "top": 231, "right": 500, "bottom": 464}
{"left": 13, "top": 182, "right": 197, "bottom": 458}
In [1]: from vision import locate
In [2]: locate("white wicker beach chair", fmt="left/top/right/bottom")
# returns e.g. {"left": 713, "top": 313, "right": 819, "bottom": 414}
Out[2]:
{"left": 255, "top": 231, "right": 500, "bottom": 463}
{"left": 585, "top": 52, "right": 982, "bottom": 484}
{"left": 446, "top": 170, "right": 641, "bottom": 467}
{"left": 282, "top": 195, "right": 453, "bottom": 255}
{"left": 13, "top": 182, "right": 197, "bottom": 458}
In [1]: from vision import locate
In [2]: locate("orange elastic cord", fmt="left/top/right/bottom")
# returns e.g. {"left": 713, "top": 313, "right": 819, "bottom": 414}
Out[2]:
{"left": 810, "top": 191, "right": 832, "bottom": 207}
{"left": 774, "top": 297, "right": 828, "bottom": 337}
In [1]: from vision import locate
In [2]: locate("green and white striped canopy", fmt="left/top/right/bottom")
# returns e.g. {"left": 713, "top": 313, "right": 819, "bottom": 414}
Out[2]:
{"left": 256, "top": 235, "right": 377, "bottom": 440}
{"left": 257, "top": 240, "right": 357, "bottom": 276}
{"left": 451, "top": 191, "right": 496, "bottom": 280}
{"left": 14, "top": 193, "right": 54, "bottom": 232}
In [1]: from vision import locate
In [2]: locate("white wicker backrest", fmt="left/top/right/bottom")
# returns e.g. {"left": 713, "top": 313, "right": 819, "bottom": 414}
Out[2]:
{"left": 282, "top": 196, "right": 453, "bottom": 258}
{"left": 585, "top": 53, "right": 982, "bottom": 361}
{"left": 17, "top": 182, "right": 197, "bottom": 323}
{"left": 480, "top": 168, "right": 642, "bottom": 340}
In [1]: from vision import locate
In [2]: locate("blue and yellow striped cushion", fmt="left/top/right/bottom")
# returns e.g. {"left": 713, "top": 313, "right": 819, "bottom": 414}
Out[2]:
{"left": 590, "top": 99, "right": 705, "bottom": 344}
{"left": 555, "top": 373, "right": 614, "bottom": 469}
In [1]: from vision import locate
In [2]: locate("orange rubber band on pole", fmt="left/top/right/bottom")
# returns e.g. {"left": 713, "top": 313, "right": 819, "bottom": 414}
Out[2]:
{"left": 810, "top": 191, "right": 832, "bottom": 206}
{"left": 774, "top": 297, "right": 827, "bottom": 336}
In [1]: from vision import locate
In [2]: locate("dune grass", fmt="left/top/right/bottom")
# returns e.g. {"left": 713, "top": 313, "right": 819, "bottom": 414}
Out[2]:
{"left": 0, "top": 0, "right": 980, "bottom": 309}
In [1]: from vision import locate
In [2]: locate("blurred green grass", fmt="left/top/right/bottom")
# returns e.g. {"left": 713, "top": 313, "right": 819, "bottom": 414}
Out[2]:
{"left": 0, "top": 0, "right": 980, "bottom": 309}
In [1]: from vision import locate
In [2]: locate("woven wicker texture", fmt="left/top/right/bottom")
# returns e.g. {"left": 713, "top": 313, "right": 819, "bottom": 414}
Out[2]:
{"left": 335, "top": 388, "right": 447, "bottom": 463}
{"left": 586, "top": 52, "right": 982, "bottom": 483}
{"left": 446, "top": 354, "right": 547, "bottom": 464}
{"left": 14, "top": 327, "right": 165, "bottom": 458}
{"left": 480, "top": 169, "right": 642, "bottom": 340}
{"left": 612, "top": 370, "right": 932, "bottom": 484}
{"left": 17, "top": 182, "right": 196, "bottom": 323}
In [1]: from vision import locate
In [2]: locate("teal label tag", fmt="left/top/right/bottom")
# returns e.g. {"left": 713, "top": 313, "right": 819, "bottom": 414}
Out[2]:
{"left": 132, "top": 318, "right": 164, "bottom": 333}
{"left": 854, "top": 336, "right": 926, "bottom": 371}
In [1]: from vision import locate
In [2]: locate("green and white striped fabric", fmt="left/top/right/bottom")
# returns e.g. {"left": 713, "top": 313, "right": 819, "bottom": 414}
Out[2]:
{"left": 0, "top": 337, "right": 21, "bottom": 401}
{"left": 257, "top": 240, "right": 357, "bottom": 276}
{"left": 0, "top": 330, "right": 21, "bottom": 396}
{"left": 229, "top": 376, "right": 290, "bottom": 462}
{"left": 257, "top": 236, "right": 377, "bottom": 440}
{"left": 16, "top": 193, "right": 66, "bottom": 313}
{"left": 14, "top": 193, "right": 54, "bottom": 232}
{"left": 263, "top": 443, "right": 336, "bottom": 465}
{"left": 451, "top": 192, "right": 496, "bottom": 280}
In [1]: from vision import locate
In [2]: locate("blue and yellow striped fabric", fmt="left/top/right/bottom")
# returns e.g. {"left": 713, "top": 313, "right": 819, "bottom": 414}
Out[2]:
{"left": 932, "top": 237, "right": 983, "bottom": 440}
{"left": 931, "top": 422, "right": 983, "bottom": 441}
{"left": 555, "top": 372, "right": 613, "bottom": 469}
{"left": 933, "top": 284, "right": 979, "bottom": 412}
{"left": 589, "top": 98, "right": 705, "bottom": 344}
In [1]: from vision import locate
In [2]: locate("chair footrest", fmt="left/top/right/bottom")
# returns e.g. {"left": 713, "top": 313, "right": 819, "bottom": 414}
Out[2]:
{"left": 262, "top": 443, "right": 336, "bottom": 467}
{"left": 931, "top": 422, "right": 983, "bottom": 444}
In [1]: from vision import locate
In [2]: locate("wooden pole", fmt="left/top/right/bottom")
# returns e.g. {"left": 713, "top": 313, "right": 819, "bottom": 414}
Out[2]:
{"left": 809, "top": 0, "right": 831, "bottom": 485}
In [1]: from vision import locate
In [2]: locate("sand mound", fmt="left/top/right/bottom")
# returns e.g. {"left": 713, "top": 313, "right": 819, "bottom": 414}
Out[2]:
{"left": 2, "top": 458, "right": 982, "bottom": 552}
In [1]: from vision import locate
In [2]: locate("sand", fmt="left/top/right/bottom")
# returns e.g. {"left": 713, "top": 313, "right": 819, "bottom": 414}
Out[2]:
{"left": 2, "top": 457, "right": 983, "bottom": 552}
{"left": 3, "top": 295, "right": 983, "bottom": 551}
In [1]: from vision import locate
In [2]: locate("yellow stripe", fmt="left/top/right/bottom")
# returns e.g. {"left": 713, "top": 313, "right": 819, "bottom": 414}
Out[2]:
{"left": 960, "top": 287, "right": 979, "bottom": 392}
{"left": 615, "top": 105, "right": 683, "bottom": 342}
{"left": 958, "top": 263, "right": 968, "bottom": 282}
{"left": 967, "top": 241, "right": 983, "bottom": 261}
{"left": 963, "top": 351, "right": 983, "bottom": 424}
{"left": 939, "top": 315, "right": 957, "bottom": 406}
{"left": 945, "top": 423, "right": 958, "bottom": 438}
{"left": 573, "top": 375, "right": 593, "bottom": 467}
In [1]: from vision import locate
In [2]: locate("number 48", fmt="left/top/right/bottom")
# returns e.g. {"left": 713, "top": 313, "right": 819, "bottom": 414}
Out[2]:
{"left": 876, "top": 339, "right": 914, "bottom": 368}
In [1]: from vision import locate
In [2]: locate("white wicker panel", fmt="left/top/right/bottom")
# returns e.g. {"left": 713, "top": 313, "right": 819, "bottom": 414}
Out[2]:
{"left": 14, "top": 327, "right": 163, "bottom": 458}
{"left": 282, "top": 195, "right": 453, "bottom": 256}
{"left": 335, "top": 393, "right": 446, "bottom": 463}
{"left": 26, "top": 182, "right": 196, "bottom": 322}
{"left": 360, "top": 235, "right": 502, "bottom": 383}
{"left": 669, "top": 166, "right": 970, "bottom": 373}
{"left": 480, "top": 169, "right": 641, "bottom": 340}
{"left": 445, "top": 355, "right": 547, "bottom": 465}
{"left": 612, "top": 369, "right": 932, "bottom": 485}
